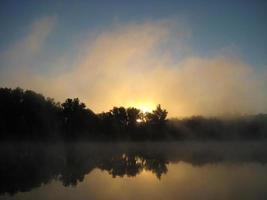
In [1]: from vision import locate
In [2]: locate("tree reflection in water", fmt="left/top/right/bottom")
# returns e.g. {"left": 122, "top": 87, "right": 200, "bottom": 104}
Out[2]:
{"left": 0, "top": 142, "right": 266, "bottom": 196}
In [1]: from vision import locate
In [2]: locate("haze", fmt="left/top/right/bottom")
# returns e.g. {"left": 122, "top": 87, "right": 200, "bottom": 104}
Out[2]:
{"left": 0, "top": 1, "right": 266, "bottom": 117}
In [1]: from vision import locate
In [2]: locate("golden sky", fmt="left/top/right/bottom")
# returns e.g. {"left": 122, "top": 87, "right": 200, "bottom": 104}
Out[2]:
{"left": 1, "top": 18, "right": 267, "bottom": 117}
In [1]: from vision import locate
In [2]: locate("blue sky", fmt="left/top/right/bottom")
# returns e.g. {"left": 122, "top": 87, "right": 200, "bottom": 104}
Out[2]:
{"left": 0, "top": 0, "right": 266, "bottom": 116}
{"left": 1, "top": 0, "right": 266, "bottom": 67}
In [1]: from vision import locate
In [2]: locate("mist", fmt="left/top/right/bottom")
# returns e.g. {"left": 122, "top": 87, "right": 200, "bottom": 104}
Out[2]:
{"left": 0, "top": 18, "right": 266, "bottom": 117}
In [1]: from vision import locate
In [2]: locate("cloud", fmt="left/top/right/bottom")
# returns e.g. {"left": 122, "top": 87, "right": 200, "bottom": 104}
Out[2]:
{"left": 161, "top": 56, "right": 267, "bottom": 116}
{"left": 0, "top": 16, "right": 56, "bottom": 85}
{"left": 1, "top": 19, "right": 266, "bottom": 117}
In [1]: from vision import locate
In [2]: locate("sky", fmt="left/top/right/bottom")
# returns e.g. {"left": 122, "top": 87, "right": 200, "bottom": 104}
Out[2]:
{"left": 0, "top": 0, "right": 266, "bottom": 117}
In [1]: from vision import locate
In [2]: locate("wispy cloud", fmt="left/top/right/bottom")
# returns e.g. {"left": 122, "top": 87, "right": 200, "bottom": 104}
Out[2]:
{"left": 1, "top": 19, "right": 266, "bottom": 116}
{"left": 0, "top": 16, "right": 56, "bottom": 84}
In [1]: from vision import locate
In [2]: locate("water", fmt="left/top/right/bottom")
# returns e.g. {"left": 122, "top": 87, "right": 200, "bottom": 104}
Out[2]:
{"left": 0, "top": 142, "right": 267, "bottom": 200}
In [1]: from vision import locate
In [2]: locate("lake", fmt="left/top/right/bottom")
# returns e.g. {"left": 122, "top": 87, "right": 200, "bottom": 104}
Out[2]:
{"left": 0, "top": 142, "right": 267, "bottom": 200}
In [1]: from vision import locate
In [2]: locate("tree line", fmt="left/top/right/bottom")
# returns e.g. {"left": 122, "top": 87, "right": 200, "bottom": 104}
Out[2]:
{"left": 0, "top": 87, "right": 267, "bottom": 141}
{"left": 0, "top": 87, "right": 168, "bottom": 140}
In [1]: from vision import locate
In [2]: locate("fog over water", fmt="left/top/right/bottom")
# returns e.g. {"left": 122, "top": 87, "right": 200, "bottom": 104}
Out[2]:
{"left": 0, "top": 141, "right": 267, "bottom": 200}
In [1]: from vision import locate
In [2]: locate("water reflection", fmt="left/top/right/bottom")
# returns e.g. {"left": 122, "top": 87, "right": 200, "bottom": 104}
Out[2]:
{"left": 0, "top": 142, "right": 267, "bottom": 199}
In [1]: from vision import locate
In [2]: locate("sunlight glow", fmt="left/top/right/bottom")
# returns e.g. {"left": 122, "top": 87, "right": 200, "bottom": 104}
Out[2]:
{"left": 136, "top": 119, "right": 143, "bottom": 123}
{"left": 125, "top": 101, "right": 155, "bottom": 113}
{"left": 136, "top": 103, "right": 155, "bottom": 113}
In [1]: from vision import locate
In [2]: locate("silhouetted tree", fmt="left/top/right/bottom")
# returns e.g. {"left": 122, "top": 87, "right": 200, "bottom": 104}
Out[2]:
{"left": 145, "top": 104, "right": 168, "bottom": 124}
{"left": 111, "top": 107, "right": 128, "bottom": 127}
{"left": 126, "top": 107, "right": 141, "bottom": 127}
{"left": 1, "top": 87, "right": 267, "bottom": 141}
{"left": 62, "top": 98, "right": 97, "bottom": 139}
{"left": 0, "top": 87, "right": 62, "bottom": 139}
{"left": 98, "top": 111, "right": 116, "bottom": 139}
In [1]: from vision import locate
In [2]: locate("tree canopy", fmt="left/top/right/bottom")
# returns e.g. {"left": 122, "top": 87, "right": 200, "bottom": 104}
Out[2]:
{"left": 1, "top": 87, "right": 267, "bottom": 141}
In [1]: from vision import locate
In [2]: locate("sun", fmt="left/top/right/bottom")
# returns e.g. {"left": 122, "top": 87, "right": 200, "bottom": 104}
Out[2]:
{"left": 133, "top": 102, "right": 155, "bottom": 113}
{"left": 138, "top": 104, "right": 153, "bottom": 113}
{"left": 126, "top": 101, "right": 155, "bottom": 113}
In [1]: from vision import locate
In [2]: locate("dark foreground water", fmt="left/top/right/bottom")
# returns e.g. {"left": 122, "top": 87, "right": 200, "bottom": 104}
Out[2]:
{"left": 0, "top": 141, "right": 267, "bottom": 200}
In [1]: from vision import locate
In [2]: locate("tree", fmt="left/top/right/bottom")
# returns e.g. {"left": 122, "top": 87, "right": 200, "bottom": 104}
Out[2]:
{"left": 145, "top": 104, "right": 168, "bottom": 124}
{"left": 111, "top": 107, "right": 128, "bottom": 127}
{"left": 126, "top": 107, "right": 141, "bottom": 127}
{"left": 61, "top": 98, "right": 96, "bottom": 137}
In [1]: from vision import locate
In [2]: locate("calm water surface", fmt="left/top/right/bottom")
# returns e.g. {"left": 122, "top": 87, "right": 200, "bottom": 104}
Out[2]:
{"left": 0, "top": 142, "right": 267, "bottom": 200}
